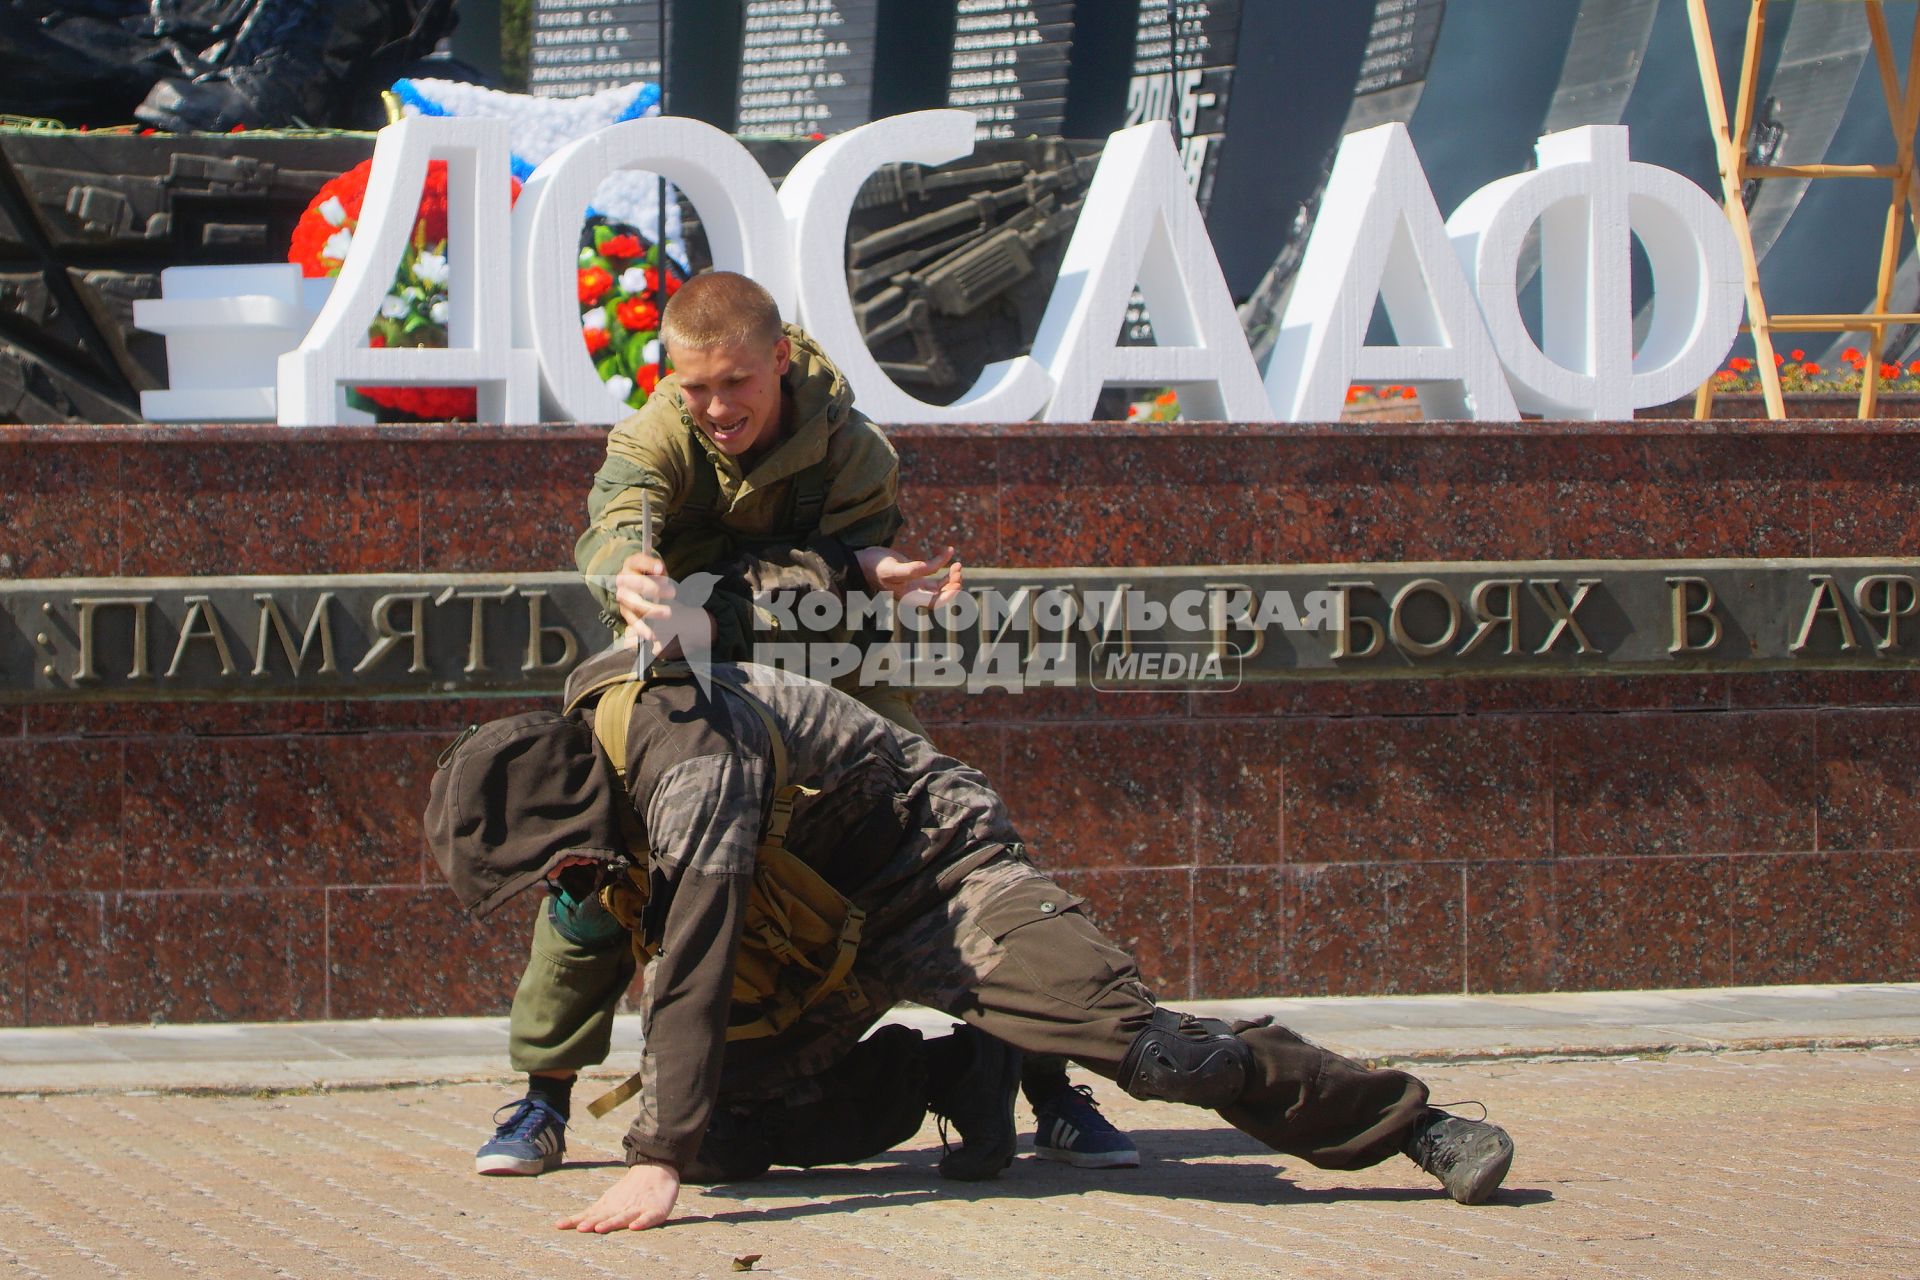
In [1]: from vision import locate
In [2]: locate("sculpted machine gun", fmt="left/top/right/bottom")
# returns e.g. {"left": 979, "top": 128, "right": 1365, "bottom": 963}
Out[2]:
{"left": 847, "top": 144, "right": 1099, "bottom": 390}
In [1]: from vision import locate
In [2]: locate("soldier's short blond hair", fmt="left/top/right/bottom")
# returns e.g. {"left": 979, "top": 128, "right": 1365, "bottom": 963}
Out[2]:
{"left": 659, "top": 270, "right": 783, "bottom": 353}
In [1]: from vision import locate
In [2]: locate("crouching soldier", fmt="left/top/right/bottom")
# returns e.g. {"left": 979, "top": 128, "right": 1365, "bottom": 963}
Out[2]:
{"left": 427, "top": 656, "right": 1517, "bottom": 1232}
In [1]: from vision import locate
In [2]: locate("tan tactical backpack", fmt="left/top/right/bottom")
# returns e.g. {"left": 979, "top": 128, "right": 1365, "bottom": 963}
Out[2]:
{"left": 566, "top": 665, "right": 867, "bottom": 1118}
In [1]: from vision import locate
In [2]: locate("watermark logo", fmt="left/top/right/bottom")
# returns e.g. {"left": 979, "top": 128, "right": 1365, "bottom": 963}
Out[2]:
{"left": 1090, "top": 641, "right": 1244, "bottom": 692}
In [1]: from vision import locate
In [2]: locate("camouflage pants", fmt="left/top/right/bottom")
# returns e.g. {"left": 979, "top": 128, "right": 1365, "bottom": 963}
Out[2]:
{"left": 698, "top": 854, "right": 1431, "bottom": 1173}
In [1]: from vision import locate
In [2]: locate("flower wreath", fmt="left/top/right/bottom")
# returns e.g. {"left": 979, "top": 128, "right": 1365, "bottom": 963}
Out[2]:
{"left": 289, "top": 162, "right": 683, "bottom": 421}
{"left": 289, "top": 159, "right": 522, "bottom": 421}
{"left": 576, "top": 216, "right": 683, "bottom": 409}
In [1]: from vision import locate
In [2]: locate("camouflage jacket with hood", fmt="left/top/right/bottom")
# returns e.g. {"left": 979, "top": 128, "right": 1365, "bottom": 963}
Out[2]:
{"left": 574, "top": 325, "right": 904, "bottom": 657}
{"left": 426, "top": 654, "right": 1019, "bottom": 1169}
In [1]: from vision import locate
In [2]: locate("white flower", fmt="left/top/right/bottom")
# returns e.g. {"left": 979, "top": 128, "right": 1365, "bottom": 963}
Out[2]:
{"left": 581, "top": 308, "right": 608, "bottom": 332}
{"left": 430, "top": 300, "right": 449, "bottom": 325}
{"left": 380, "top": 294, "right": 410, "bottom": 320}
{"left": 413, "top": 252, "right": 449, "bottom": 286}
{"left": 618, "top": 266, "right": 648, "bottom": 294}
{"left": 403, "top": 285, "right": 423, "bottom": 301}
{"left": 318, "top": 195, "right": 349, "bottom": 227}
{"left": 603, "top": 375, "right": 634, "bottom": 402}
{"left": 643, "top": 338, "right": 661, "bottom": 365}
{"left": 322, "top": 228, "right": 353, "bottom": 262}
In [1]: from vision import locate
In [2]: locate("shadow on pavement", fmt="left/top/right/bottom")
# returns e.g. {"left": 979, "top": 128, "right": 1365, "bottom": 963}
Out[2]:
{"left": 656, "top": 1127, "right": 1557, "bottom": 1225}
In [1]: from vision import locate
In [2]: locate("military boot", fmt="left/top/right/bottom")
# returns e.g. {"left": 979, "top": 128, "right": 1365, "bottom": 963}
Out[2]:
{"left": 924, "top": 1027, "right": 1021, "bottom": 1181}
{"left": 1403, "top": 1107, "right": 1514, "bottom": 1205}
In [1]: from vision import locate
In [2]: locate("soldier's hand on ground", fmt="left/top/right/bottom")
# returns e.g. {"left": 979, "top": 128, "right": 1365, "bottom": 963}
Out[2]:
{"left": 857, "top": 545, "right": 964, "bottom": 607}
{"left": 554, "top": 1159, "right": 682, "bottom": 1233}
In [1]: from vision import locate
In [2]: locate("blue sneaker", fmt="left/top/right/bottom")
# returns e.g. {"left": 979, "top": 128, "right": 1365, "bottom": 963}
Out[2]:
{"left": 475, "top": 1096, "right": 567, "bottom": 1176}
{"left": 1031, "top": 1084, "right": 1140, "bottom": 1169}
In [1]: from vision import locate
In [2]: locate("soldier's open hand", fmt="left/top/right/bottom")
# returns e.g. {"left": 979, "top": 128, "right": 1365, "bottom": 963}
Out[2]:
{"left": 858, "top": 545, "right": 964, "bottom": 607}
{"left": 554, "top": 1158, "right": 682, "bottom": 1233}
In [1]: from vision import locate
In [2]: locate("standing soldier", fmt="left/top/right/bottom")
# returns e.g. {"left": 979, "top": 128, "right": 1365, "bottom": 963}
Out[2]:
{"left": 474, "top": 270, "right": 1138, "bottom": 1180}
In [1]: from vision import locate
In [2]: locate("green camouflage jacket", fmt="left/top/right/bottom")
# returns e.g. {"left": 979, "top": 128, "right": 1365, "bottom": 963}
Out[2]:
{"left": 574, "top": 325, "right": 904, "bottom": 657}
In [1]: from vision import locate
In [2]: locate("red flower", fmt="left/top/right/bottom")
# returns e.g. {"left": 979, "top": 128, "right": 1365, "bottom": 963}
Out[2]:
{"left": 1790, "top": 348, "right": 1806, "bottom": 361}
{"left": 584, "top": 327, "right": 611, "bottom": 355}
{"left": 355, "top": 385, "right": 477, "bottom": 420}
{"left": 665, "top": 272, "right": 682, "bottom": 296}
{"left": 637, "top": 364, "right": 661, "bottom": 394}
{"left": 1774, "top": 353, "right": 1786, "bottom": 365}
{"left": 616, "top": 297, "right": 661, "bottom": 332}
{"left": 288, "top": 159, "right": 519, "bottom": 278}
{"left": 289, "top": 164, "right": 372, "bottom": 277}
{"left": 1715, "top": 369, "right": 1738, "bottom": 383}
{"left": 1400, "top": 387, "right": 1417, "bottom": 400}
{"left": 1154, "top": 391, "right": 1178, "bottom": 406}
{"left": 1802, "top": 362, "right": 1822, "bottom": 376}
{"left": 579, "top": 267, "right": 613, "bottom": 305}
{"left": 1728, "top": 356, "right": 1754, "bottom": 373}
{"left": 1126, "top": 404, "right": 1140, "bottom": 418}
{"left": 599, "top": 234, "right": 643, "bottom": 261}
{"left": 1882, "top": 362, "right": 1900, "bottom": 380}
{"left": 1908, "top": 361, "right": 1920, "bottom": 377}
{"left": 1345, "top": 386, "right": 1365, "bottom": 404}
{"left": 1843, "top": 347, "right": 1863, "bottom": 364}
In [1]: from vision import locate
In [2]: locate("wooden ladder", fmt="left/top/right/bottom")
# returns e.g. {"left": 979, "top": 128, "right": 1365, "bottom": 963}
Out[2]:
{"left": 1688, "top": 0, "right": 1920, "bottom": 418}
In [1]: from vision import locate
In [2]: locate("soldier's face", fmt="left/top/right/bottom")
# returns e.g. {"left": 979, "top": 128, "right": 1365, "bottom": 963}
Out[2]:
{"left": 670, "top": 336, "right": 791, "bottom": 459}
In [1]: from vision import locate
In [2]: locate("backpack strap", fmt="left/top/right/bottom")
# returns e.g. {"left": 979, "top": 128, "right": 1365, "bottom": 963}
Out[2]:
{"left": 579, "top": 677, "right": 645, "bottom": 778}
{"left": 787, "top": 456, "right": 832, "bottom": 541}
{"left": 704, "top": 669, "right": 863, "bottom": 1041}
{"left": 583, "top": 667, "right": 863, "bottom": 1118}
{"left": 661, "top": 448, "right": 723, "bottom": 541}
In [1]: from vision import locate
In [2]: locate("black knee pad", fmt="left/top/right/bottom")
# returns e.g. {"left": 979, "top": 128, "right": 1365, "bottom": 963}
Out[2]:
{"left": 1117, "top": 1008, "right": 1253, "bottom": 1108}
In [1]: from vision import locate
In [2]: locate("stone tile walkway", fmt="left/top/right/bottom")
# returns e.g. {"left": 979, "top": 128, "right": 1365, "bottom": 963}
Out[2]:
{"left": 2, "top": 984, "right": 1916, "bottom": 1278}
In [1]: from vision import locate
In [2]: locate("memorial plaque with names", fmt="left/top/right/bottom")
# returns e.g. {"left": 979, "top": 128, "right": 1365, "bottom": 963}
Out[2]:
{"left": 1122, "top": 0, "right": 1241, "bottom": 346}
{"left": 530, "top": 0, "right": 665, "bottom": 100}
{"left": 736, "top": 0, "right": 882, "bottom": 135}
{"left": 947, "top": 0, "right": 1079, "bottom": 140}
{"left": 1125, "top": 0, "right": 1237, "bottom": 203}
{"left": 1354, "top": 0, "right": 1448, "bottom": 97}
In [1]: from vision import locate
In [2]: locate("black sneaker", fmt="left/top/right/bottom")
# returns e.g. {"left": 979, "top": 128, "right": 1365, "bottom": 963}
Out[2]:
{"left": 1403, "top": 1108, "right": 1514, "bottom": 1205}
{"left": 925, "top": 1027, "right": 1021, "bottom": 1181}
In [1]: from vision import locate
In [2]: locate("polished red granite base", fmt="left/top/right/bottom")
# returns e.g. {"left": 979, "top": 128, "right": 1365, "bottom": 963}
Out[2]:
{"left": 3, "top": 420, "right": 1918, "bottom": 1025}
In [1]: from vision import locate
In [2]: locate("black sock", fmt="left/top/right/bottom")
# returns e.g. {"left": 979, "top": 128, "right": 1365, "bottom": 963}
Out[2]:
{"left": 527, "top": 1074, "right": 574, "bottom": 1120}
{"left": 1021, "top": 1054, "right": 1072, "bottom": 1107}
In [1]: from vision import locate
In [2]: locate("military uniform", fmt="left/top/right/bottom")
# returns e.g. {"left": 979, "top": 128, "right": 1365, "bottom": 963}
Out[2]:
{"left": 575, "top": 323, "right": 906, "bottom": 674}
{"left": 432, "top": 660, "right": 1451, "bottom": 1182}
{"left": 512, "top": 325, "right": 920, "bottom": 1082}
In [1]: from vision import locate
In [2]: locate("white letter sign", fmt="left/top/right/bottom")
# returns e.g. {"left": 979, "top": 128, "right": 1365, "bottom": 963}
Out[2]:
{"left": 278, "top": 117, "right": 537, "bottom": 426}
{"left": 780, "top": 110, "right": 1055, "bottom": 422}
{"left": 1264, "top": 122, "right": 1518, "bottom": 422}
{"left": 1028, "top": 120, "right": 1269, "bottom": 422}
{"left": 1448, "top": 125, "right": 1744, "bottom": 419}
{"left": 514, "top": 116, "right": 793, "bottom": 424}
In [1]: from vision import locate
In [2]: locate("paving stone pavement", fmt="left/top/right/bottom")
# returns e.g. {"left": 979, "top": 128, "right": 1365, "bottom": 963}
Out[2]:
{"left": 3, "top": 1042, "right": 1917, "bottom": 1278}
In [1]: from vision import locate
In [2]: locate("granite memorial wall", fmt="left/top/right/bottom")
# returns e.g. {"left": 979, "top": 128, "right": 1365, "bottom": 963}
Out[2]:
{"left": 2, "top": 417, "right": 1918, "bottom": 1026}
